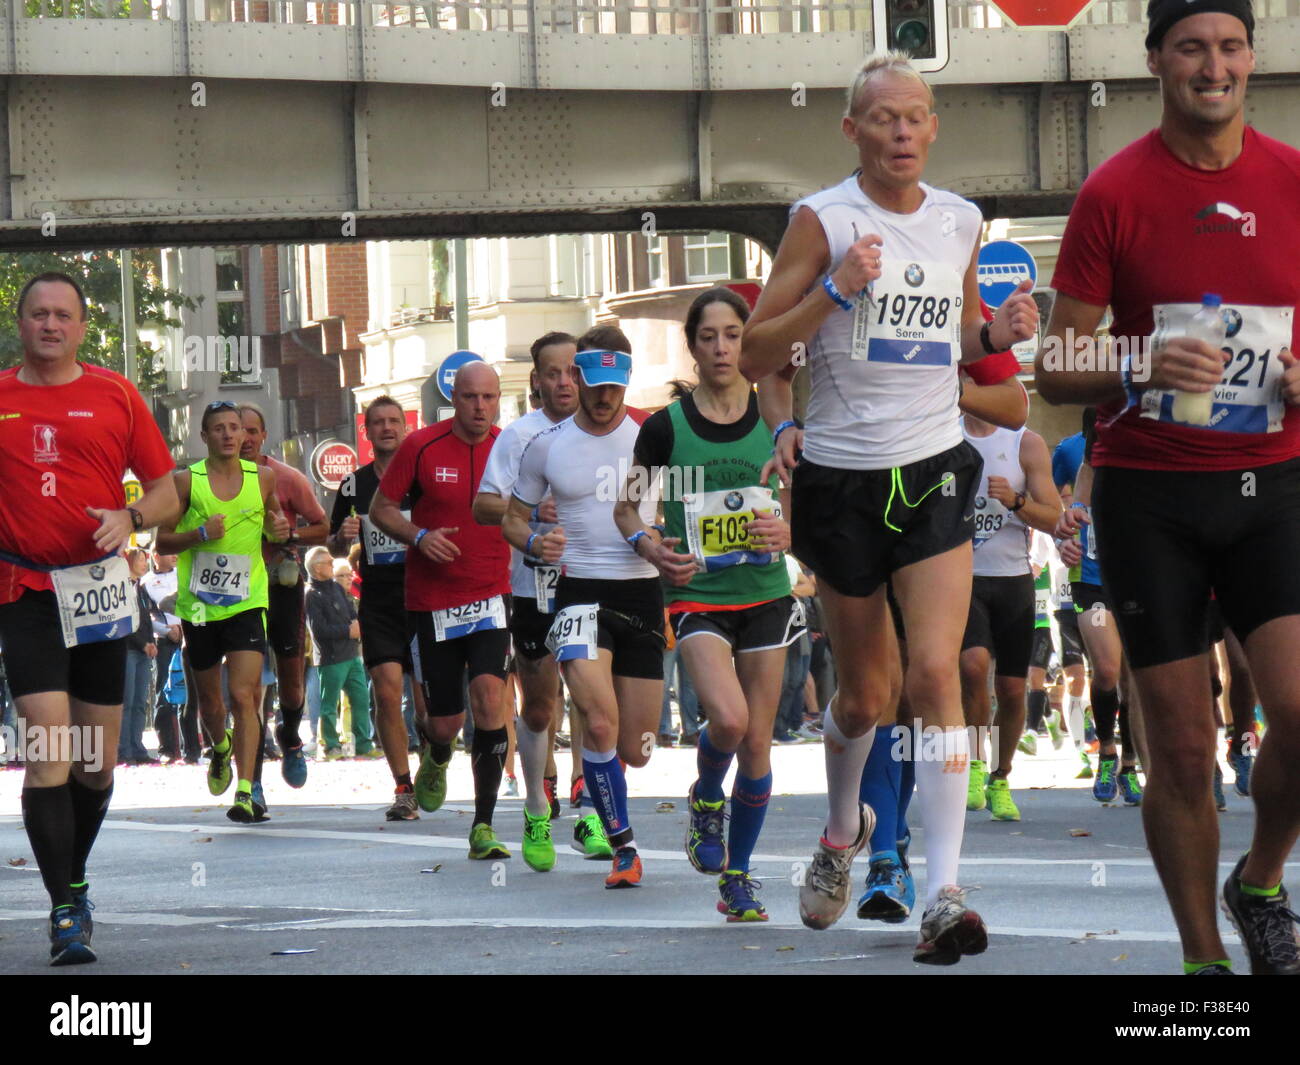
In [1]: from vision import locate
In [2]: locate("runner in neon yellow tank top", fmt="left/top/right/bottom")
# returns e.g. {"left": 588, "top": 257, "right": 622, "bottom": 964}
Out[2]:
{"left": 156, "top": 402, "right": 289, "bottom": 824}
{"left": 615, "top": 287, "right": 801, "bottom": 922}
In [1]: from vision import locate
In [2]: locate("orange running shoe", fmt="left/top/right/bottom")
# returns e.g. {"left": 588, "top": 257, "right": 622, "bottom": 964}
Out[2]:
{"left": 605, "top": 846, "right": 643, "bottom": 889}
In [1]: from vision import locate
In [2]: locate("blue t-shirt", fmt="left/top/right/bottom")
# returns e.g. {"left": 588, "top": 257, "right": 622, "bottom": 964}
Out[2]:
{"left": 1053, "top": 433, "right": 1085, "bottom": 489}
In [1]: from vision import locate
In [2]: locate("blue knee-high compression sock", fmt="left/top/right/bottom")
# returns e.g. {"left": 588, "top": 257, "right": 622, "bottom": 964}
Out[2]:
{"left": 727, "top": 771, "right": 772, "bottom": 873}
{"left": 581, "top": 747, "right": 630, "bottom": 839}
{"left": 859, "top": 726, "right": 901, "bottom": 854}
{"left": 695, "top": 728, "right": 733, "bottom": 803}
{"left": 897, "top": 724, "right": 916, "bottom": 846}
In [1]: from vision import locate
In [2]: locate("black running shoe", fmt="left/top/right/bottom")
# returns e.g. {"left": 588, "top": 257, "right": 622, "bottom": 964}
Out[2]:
{"left": 1221, "top": 853, "right": 1300, "bottom": 975}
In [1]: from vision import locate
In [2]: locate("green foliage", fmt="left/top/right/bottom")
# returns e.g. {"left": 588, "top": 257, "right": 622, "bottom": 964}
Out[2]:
{"left": 0, "top": 249, "right": 195, "bottom": 394}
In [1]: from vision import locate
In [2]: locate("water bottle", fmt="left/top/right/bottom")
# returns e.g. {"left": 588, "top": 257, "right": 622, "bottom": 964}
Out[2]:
{"left": 1170, "top": 294, "right": 1227, "bottom": 426}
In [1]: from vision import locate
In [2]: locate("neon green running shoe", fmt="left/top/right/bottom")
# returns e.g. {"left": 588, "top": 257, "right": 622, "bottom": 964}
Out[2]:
{"left": 468, "top": 822, "right": 511, "bottom": 860}
{"left": 415, "top": 744, "right": 449, "bottom": 813}
{"left": 1076, "top": 750, "right": 1093, "bottom": 779}
{"left": 1017, "top": 731, "right": 1038, "bottom": 756}
{"left": 226, "top": 790, "right": 257, "bottom": 824}
{"left": 206, "top": 728, "right": 233, "bottom": 796}
{"left": 570, "top": 814, "right": 614, "bottom": 859}
{"left": 1046, "top": 710, "right": 1065, "bottom": 750}
{"left": 986, "top": 778, "right": 1021, "bottom": 821}
{"left": 966, "top": 759, "right": 988, "bottom": 811}
{"left": 522, "top": 810, "right": 556, "bottom": 872}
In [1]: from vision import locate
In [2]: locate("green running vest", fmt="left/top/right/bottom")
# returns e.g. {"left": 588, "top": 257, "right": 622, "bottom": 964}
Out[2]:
{"left": 176, "top": 458, "right": 268, "bottom": 624}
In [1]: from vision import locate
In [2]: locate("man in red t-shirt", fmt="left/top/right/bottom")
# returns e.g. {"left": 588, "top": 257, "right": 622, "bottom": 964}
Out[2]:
{"left": 371, "top": 360, "right": 514, "bottom": 860}
{"left": 0, "top": 272, "right": 178, "bottom": 967}
{"left": 1036, "top": 1, "right": 1300, "bottom": 975}
{"left": 239, "top": 404, "right": 328, "bottom": 801}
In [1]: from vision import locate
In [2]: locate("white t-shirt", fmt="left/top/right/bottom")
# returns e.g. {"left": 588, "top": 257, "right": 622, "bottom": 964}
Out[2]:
{"left": 478, "top": 408, "right": 565, "bottom": 600}
{"left": 793, "top": 176, "right": 983, "bottom": 470}
{"left": 512, "top": 411, "right": 658, "bottom": 581}
{"left": 965, "top": 422, "right": 1030, "bottom": 578}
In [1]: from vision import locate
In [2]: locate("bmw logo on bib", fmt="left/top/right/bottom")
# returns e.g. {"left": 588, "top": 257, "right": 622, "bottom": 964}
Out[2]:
{"left": 904, "top": 263, "right": 925, "bottom": 287}
{"left": 975, "top": 496, "right": 986, "bottom": 509}
{"left": 1222, "top": 307, "right": 1243, "bottom": 339}
{"left": 217, "top": 555, "right": 228, "bottom": 567}
{"left": 724, "top": 491, "right": 744, "bottom": 511}
{"left": 90, "top": 565, "right": 105, "bottom": 580}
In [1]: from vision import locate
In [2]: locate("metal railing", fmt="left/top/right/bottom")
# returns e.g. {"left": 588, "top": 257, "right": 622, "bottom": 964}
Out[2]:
{"left": 21, "top": 0, "right": 1300, "bottom": 30}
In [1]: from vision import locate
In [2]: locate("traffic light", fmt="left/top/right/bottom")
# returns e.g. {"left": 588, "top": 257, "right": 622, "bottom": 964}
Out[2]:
{"left": 872, "top": 0, "right": 949, "bottom": 74}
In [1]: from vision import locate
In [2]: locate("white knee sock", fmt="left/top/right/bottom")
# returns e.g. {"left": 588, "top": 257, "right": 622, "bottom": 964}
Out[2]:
{"left": 822, "top": 710, "right": 875, "bottom": 848}
{"left": 516, "top": 718, "right": 551, "bottom": 817}
{"left": 915, "top": 726, "right": 971, "bottom": 906}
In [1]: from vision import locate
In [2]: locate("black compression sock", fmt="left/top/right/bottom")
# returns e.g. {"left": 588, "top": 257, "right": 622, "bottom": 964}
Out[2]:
{"left": 279, "top": 702, "right": 304, "bottom": 748}
{"left": 67, "top": 776, "right": 113, "bottom": 885}
{"left": 431, "top": 740, "right": 452, "bottom": 764}
{"left": 1092, "top": 687, "right": 1119, "bottom": 743}
{"left": 471, "top": 727, "right": 509, "bottom": 827}
{"left": 1027, "top": 690, "right": 1048, "bottom": 733}
{"left": 396, "top": 772, "right": 412, "bottom": 790}
{"left": 21, "top": 785, "right": 76, "bottom": 909}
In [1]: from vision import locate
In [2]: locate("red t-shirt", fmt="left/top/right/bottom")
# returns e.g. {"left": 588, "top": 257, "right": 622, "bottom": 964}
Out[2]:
{"left": 256, "top": 453, "right": 326, "bottom": 565}
{"left": 0, "top": 363, "right": 175, "bottom": 605}
{"left": 378, "top": 419, "right": 509, "bottom": 612}
{"left": 1052, "top": 127, "right": 1300, "bottom": 471}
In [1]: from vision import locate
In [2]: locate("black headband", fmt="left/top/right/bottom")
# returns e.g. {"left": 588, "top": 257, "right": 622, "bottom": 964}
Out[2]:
{"left": 1146, "top": 0, "right": 1255, "bottom": 50}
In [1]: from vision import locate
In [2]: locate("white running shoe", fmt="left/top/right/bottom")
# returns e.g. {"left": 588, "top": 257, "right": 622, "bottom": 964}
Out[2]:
{"left": 799, "top": 802, "right": 875, "bottom": 930}
{"left": 914, "top": 885, "right": 988, "bottom": 965}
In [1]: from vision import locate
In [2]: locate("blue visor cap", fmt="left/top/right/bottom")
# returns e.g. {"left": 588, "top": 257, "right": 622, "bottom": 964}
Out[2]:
{"left": 575, "top": 349, "right": 632, "bottom": 388}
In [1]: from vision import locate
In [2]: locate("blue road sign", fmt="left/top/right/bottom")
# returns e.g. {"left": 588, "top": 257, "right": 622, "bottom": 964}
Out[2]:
{"left": 437, "top": 350, "right": 483, "bottom": 401}
{"left": 976, "top": 240, "right": 1037, "bottom": 309}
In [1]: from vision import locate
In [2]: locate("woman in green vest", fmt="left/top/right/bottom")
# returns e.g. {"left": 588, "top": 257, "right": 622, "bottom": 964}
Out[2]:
{"left": 615, "top": 287, "right": 801, "bottom": 923}
{"left": 156, "top": 401, "right": 289, "bottom": 824}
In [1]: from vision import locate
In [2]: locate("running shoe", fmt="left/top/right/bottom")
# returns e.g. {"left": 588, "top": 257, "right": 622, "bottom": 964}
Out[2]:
{"left": 504, "top": 774, "right": 520, "bottom": 798}
{"left": 385, "top": 786, "right": 419, "bottom": 821}
{"left": 605, "top": 846, "right": 642, "bottom": 888}
{"left": 914, "top": 885, "right": 988, "bottom": 966}
{"left": 69, "top": 884, "right": 94, "bottom": 944}
{"left": 856, "top": 850, "right": 914, "bottom": 924}
{"left": 468, "top": 822, "right": 511, "bottom": 861}
{"left": 227, "top": 789, "right": 258, "bottom": 824}
{"left": 774, "top": 730, "right": 803, "bottom": 745}
{"left": 1075, "top": 750, "right": 1093, "bottom": 779}
{"left": 1083, "top": 708, "right": 1097, "bottom": 745}
{"left": 1119, "top": 768, "right": 1142, "bottom": 806}
{"left": 799, "top": 802, "right": 875, "bottom": 930}
{"left": 796, "top": 722, "right": 824, "bottom": 742}
{"left": 49, "top": 909, "right": 96, "bottom": 967}
{"left": 414, "top": 744, "right": 449, "bottom": 813}
{"left": 985, "top": 778, "right": 1020, "bottom": 821}
{"left": 324, "top": 748, "right": 345, "bottom": 762}
{"left": 1221, "top": 854, "right": 1300, "bottom": 975}
{"left": 1229, "top": 745, "right": 1253, "bottom": 797}
{"left": 966, "top": 758, "right": 987, "bottom": 811}
{"left": 356, "top": 748, "right": 386, "bottom": 760}
{"left": 1092, "top": 753, "right": 1118, "bottom": 802}
{"left": 571, "top": 814, "right": 614, "bottom": 859}
{"left": 279, "top": 725, "right": 309, "bottom": 788}
{"left": 250, "top": 781, "right": 271, "bottom": 823}
{"left": 1017, "top": 731, "right": 1038, "bottom": 756}
{"left": 1188, "top": 963, "right": 1234, "bottom": 975}
{"left": 543, "top": 775, "right": 561, "bottom": 820}
{"left": 685, "top": 784, "right": 727, "bottom": 875}
{"left": 206, "top": 728, "right": 233, "bottom": 796}
{"left": 1213, "top": 764, "right": 1227, "bottom": 812}
{"left": 1046, "top": 709, "right": 1065, "bottom": 751}
{"left": 570, "top": 775, "right": 584, "bottom": 809}
{"left": 717, "top": 870, "right": 768, "bottom": 922}
{"left": 522, "top": 810, "right": 556, "bottom": 872}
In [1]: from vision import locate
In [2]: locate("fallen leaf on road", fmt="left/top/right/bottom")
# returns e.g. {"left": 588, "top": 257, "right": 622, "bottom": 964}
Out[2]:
{"left": 180, "top": 962, "right": 192, "bottom": 969}
{"left": 1112, "top": 954, "right": 1128, "bottom": 961}
{"left": 7, "top": 858, "right": 27, "bottom": 866}
{"left": 1069, "top": 829, "right": 1091, "bottom": 837}
{"left": 742, "top": 945, "right": 761, "bottom": 951}
{"left": 197, "top": 837, "right": 213, "bottom": 843}
{"left": 420, "top": 865, "right": 442, "bottom": 874}
{"left": 1010, "top": 831, "right": 1023, "bottom": 836}
{"left": 776, "top": 946, "right": 795, "bottom": 952}
{"left": 655, "top": 802, "right": 675, "bottom": 812}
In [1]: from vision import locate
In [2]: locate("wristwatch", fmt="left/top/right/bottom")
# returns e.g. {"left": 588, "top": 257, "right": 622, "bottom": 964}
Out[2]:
{"left": 1009, "top": 491, "right": 1027, "bottom": 513}
{"left": 127, "top": 506, "right": 144, "bottom": 531}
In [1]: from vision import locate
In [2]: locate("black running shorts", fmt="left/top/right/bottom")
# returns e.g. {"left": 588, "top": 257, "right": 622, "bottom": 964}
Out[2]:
{"left": 554, "top": 576, "right": 664, "bottom": 680}
{"left": 0, "top": 589, "right": 127, "bottom": 704}
{"left": 358, "top": 582, "right": 411, "bottom": 672}
{"left": 409, "top": 606, "right": 511, "bottom": 717}
{"left": 1029, "top": 626, "right": 1056, "bottom": 672}
{"left": 267, "top": 578, "right": 306, "bottom": 659}
{"left": 670, "top": 596, "right": 806, "bottom": 654}
{"left": 182, "top": 608, "right": 268, "bottom": 672}
{"left": 509, "top": 595, "right": 555, "bottom": 662}
{"left": 791, "top": 441, "right": 983, "bottom": 598}
{"left": 1093, "top": 457, "right": 1300, "bottom": 670}
{"left": 960, "top": 573, "right": 1035, "bottom": 678}
{"left": 1054, "top": 607, "right": 1085, "bottom": 667}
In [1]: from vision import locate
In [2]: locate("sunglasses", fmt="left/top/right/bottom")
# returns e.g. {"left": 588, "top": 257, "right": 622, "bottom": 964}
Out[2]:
{"left": 205, "top": 400, "right": 239, "bottom": 414}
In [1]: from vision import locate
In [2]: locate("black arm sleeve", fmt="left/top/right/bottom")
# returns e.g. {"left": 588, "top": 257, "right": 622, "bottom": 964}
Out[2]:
{"left": 633, "top": 408, "right": 675, "bottom": 470}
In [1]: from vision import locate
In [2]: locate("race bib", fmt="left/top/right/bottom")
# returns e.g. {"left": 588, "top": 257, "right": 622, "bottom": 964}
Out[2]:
{"left": 50, "top": 556, "right": 135, "bottom": 649}
{"left": 1139, "top": 303, "right": 1292, "bottom": 433}
{"left": 971, "top": 492, "right": 1008, "bottom": 549}
{"left": 1056, "top": 570, "right": 1073, "bottom": 608}
{"left": 361, "top": 511, "right": 409, "bottom": 566}
{"left": 545, "top": 603, "right": 599, "bottom": 662}
{"left": 1034, "top": 581, "right": 1051, "bottom": 618}
{"left": 682, "top": 485, "right": 783, "bottom": 571}
{"left": 1082, "top": 508, "right": 1098, "bottom": 563}
{"left": 188, "top": 551, "right": 252, "bottom": 607}
{"left": 850, "top": 259, "right": 963, "bottom": 365}
{"left": 431, "top": 595, "right": 506, "bottom": 643}
{"left": 531, "top": 564, "right": 560, "bottom": 614}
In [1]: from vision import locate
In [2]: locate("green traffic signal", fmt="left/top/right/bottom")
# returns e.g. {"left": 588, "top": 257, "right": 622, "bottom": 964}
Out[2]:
{"left": 895, "top": 17, "right": 930, "bottom": 53}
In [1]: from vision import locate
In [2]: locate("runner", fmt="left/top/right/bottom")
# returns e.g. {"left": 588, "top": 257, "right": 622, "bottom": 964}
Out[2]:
{"left": 474, "top": 332, "right": 614, "bottom": 869}
{"left": 504, "top": 347, "right": 663, "bottom": 889}
{"left": 615, "top": 286, "right": 802, "bottom": 920}
{"left": 960, "top": 412, "right": 1062, "bottom": 821}
{"left": 239, "top": 404, "right": 329, "bottom": 810}
{"left": 0, "top": 272, "right": 179, "bottom": 965}
{"left": 1036, "top": 0, "right": 1300, "bottom": 974}
{"left": 739, "top": 51, "right": 1036, "bottom": 962}
{"left": 329, "top": 395, "right": 429, "bottom": 821}
{"left": 370, "top": 361, "right": 515, "bottom": 860}
{"left": 1026, "top": 531, "right": 1089, "bottom": 770}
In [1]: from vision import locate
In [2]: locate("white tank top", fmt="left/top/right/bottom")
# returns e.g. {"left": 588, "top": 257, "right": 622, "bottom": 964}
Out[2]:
{"left": 964, "top": 421, "right": 1030, "bottom": 577}
{"left": 793, "top": 175, "right": 984, "bottom": 470}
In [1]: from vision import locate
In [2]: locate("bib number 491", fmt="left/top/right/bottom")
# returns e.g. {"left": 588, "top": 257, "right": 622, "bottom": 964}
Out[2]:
{"left": 545, "top": 604, "right": 598, "bottom": 662}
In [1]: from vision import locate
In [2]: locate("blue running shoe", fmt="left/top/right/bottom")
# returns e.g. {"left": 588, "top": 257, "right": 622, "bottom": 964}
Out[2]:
{"left": 1093, "top": 754, "right": 1118, "bottom": 802}
{"left": 1229, "top": 746, "right": 1253, "bottom": 797}
{"left": 250, "top": 781, "right": 271, "bottom": 823}
{"left": 717, "top": 870, "right": 768, "bottom": 922}
{"left": 685, "top": 783, "right": 727, "bottom": 875}
{"left": 49, "top": 908, "right": 96, "bottom": 966}
{"left": 1119, "top": 768, "right": 1142, "bottom": 806}
{"left": 856, "top": 849, "right": 915, "bottom": 923}
{"left": 280, "top": 736, "right": 308, "bottom": 789}
{"left": 69, "top": 884, "right": 94, "bottom": 944}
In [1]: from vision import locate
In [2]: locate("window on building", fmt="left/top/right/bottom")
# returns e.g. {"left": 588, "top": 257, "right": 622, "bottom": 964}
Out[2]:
{"left": 647, "top": 235, "right": 667, "bottom": 288}
{"left": 684, "top": 232, "right": 732, "bottom": 282}
{"left": 216, "top": 248, "right": 257, "bottom": 385}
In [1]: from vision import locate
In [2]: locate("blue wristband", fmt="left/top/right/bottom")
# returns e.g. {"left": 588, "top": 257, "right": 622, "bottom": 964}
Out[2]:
{"left": 822, "top": 276, "right": 854, "bottom": 312}
{"left": 773, "top": 419, "right": 798, "bottom": 445}
{"left": 525, "top": 532, "right": 540, "bottom": 557}
{"left": 197, "top": 525, "right": 209, "bottom": 544}
{"left": 626, "top": 530, "right": 649, "bottom": 552}
{"left": 413, "top": 528, "right": 429, "bottom": 547}
{"left": 530, "top": 505, "right": 541, "bottom": 523}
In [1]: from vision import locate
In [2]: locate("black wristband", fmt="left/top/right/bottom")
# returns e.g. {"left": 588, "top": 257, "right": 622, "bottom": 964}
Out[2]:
{"left": 979, "top": 320, "right": 1000, "bottom": 356}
